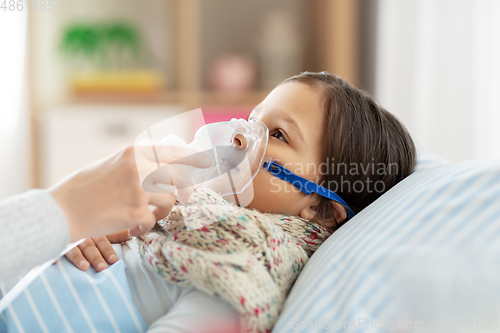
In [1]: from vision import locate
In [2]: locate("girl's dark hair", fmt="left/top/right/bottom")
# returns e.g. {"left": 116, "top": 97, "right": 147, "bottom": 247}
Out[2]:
{"left": 281, "top": 71, "right": 416, "bottom": 229}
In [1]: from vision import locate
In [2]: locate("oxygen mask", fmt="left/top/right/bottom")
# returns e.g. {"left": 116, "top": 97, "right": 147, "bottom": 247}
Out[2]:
{"left": 140, "top": 117, "right": 270, "bottom": 206}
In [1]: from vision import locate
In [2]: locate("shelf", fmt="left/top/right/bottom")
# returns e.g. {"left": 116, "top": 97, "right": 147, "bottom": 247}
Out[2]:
{"left": 29, "top": 0, "right": 361, "bottom": 187}
{"left": 181, "top": 90, "right": 271, "bottom": 107}
{"left": 34, "top": 90, "right": 270, "bottom": 109}
{"left": 59, "top": 91, "right": 182, "bottom": 105}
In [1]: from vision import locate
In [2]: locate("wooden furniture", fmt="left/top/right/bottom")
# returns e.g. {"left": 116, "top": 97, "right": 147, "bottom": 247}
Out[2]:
{"left": 28, "top": 0, "right": 360, "bottom": 187}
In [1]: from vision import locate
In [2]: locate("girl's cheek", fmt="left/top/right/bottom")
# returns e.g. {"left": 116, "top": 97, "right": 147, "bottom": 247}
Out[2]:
{"left": 263, "top": 144, "right": 284, "bottom": 164}
{"left": 252, "top": 172, "right": 274, "bottom": 196}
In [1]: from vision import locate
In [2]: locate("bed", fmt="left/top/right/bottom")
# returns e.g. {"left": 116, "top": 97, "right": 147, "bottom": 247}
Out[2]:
{"left": 272, "top": 149, "right": 500, "bottom": 332}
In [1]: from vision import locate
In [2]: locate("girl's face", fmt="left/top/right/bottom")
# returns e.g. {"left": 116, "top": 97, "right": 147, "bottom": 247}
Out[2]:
{"left": 245, "top": 82, "right": 326, "bottom": 219}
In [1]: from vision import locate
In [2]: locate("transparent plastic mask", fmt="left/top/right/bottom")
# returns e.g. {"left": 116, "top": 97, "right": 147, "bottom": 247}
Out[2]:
{"left": 141, "top": 117, "right": 269, "bottom": 205}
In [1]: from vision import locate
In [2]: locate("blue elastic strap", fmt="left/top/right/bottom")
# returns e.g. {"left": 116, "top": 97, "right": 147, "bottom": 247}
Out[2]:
{"left": 263, "top": 161, "right": 355, "bottom": 220}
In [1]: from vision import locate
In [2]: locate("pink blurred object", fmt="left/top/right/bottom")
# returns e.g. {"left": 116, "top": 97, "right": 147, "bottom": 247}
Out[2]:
{"left": 194, "top": 107, "right": 252, "bottom": 131}
{"left": 208, "top": 54, "right": 256, "bottom": 92}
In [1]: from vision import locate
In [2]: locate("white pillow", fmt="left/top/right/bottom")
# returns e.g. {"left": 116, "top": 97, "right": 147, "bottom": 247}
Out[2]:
{"left": 414, "top": 147, "right": 448, "bottom": 172}
{"left": 273, "top": 160, "right": 500, "bottom": 332}
{"left": 0, "top": 255, "right": 147, "bottom": 332}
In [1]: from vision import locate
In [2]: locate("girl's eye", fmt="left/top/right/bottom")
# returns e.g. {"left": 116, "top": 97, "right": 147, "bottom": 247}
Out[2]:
{"left": 271, "top": 129, "right": 288, "bottom": 143}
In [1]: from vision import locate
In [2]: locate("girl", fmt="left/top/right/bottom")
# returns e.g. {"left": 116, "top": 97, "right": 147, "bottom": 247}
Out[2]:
{"left": 1, "top": 72, "right": 416, "bottom": 333}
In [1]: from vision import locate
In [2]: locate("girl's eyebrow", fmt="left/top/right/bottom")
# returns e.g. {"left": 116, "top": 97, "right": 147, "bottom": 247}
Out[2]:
{"left": 251, "top": 104, "right": 305, "bottom": 142}
{"left": 280, "top": 113, "right": 304, "bottom": 143}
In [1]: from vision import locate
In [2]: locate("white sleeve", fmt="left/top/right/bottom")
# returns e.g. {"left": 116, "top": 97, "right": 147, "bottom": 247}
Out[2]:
{"left": 146, "top": 288, "right": 240, "bottom": 333}
{"left": 0, "top": 189, "right": 70, "bottom": 284}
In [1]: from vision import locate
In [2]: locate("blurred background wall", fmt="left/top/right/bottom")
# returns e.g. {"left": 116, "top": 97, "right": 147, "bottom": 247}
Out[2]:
{"left": 0, "top": 0, "right": 499, "bottom": 199}
{"left": 375, "top": 0, "right": 500, "bottom": 163}
{"left": 0, "top": 11, "right": 30, "bottom": 199}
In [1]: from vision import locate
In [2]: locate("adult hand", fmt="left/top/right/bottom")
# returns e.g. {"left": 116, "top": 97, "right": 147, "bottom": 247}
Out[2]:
{"left": 47, "top": 145, "right": 211, "bottom": 242}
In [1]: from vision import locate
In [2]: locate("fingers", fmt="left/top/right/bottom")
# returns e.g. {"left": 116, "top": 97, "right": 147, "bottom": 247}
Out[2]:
{"left": 177, "top": 186, "right": 194, "bottom": 204}
{"left": 149, "top": 193, "right": 176, "bottom": 221}
{"left": 136, "top": 145, "right": 212, "bottom": 168}
{"left": 128, "top": 212, "right": 156, "bottom": 237}
{"left": 156, "top": 145, "right": 212, "bottom": 168}
{"left": 106, "top": 230, "right": 130, "bottom": 243}
{"left": 168, "top": 149, "right": 213, "bottom": 169}
{"left": 65, "top": 246, "right": 90, "bottom": 271}
{"left": 67, "top": 237, "right": 120, "bottom": 272}
{"left": 135, "top": 145, "right": 211, "bottom": 193}
{"left": 93, "top": 236, "right": 119, "bottom": 265}
{"left": 128, "top": 225, "right": 144, "bottom": 237}
{"left": 78, "top": 237, "right": 111, "bottom": 272}
{"left": 127, "top": 193, "right": 173, "bottom": 237}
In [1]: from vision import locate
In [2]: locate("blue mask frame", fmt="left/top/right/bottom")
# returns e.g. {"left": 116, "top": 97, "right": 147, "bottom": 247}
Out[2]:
{"left": 263, "top": 161, "right": 355, "bottom": 220}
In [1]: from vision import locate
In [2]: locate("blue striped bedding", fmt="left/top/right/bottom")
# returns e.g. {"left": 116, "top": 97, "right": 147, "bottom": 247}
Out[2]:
{"left": 273, "top": 160, "right": 500, "bottom": 332}
{"left": 0, "top": 252, "right": 147, "bottom": 333}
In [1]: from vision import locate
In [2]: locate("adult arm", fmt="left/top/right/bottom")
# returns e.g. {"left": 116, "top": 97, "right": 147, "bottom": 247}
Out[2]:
{"left": 0, "top": 189, "right": 69, "bottom": 283}
{"left": 0, "top": 145, "right": 210, "bottom": 284}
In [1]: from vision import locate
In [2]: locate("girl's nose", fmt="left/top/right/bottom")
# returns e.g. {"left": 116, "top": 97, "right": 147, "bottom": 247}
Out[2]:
{"left": 232, "top": 133, "right": 248, "bottom": 150}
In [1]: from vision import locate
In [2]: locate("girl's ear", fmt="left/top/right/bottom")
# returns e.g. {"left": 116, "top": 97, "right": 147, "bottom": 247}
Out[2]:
{"left": 330, "top": 201, "right": 347, "bottom": 225}
{"left": 299, "top": 201, "right": 347, "bottom": 228}
{"left": 298, "top": 205, "right": 317, "bottom": 221}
